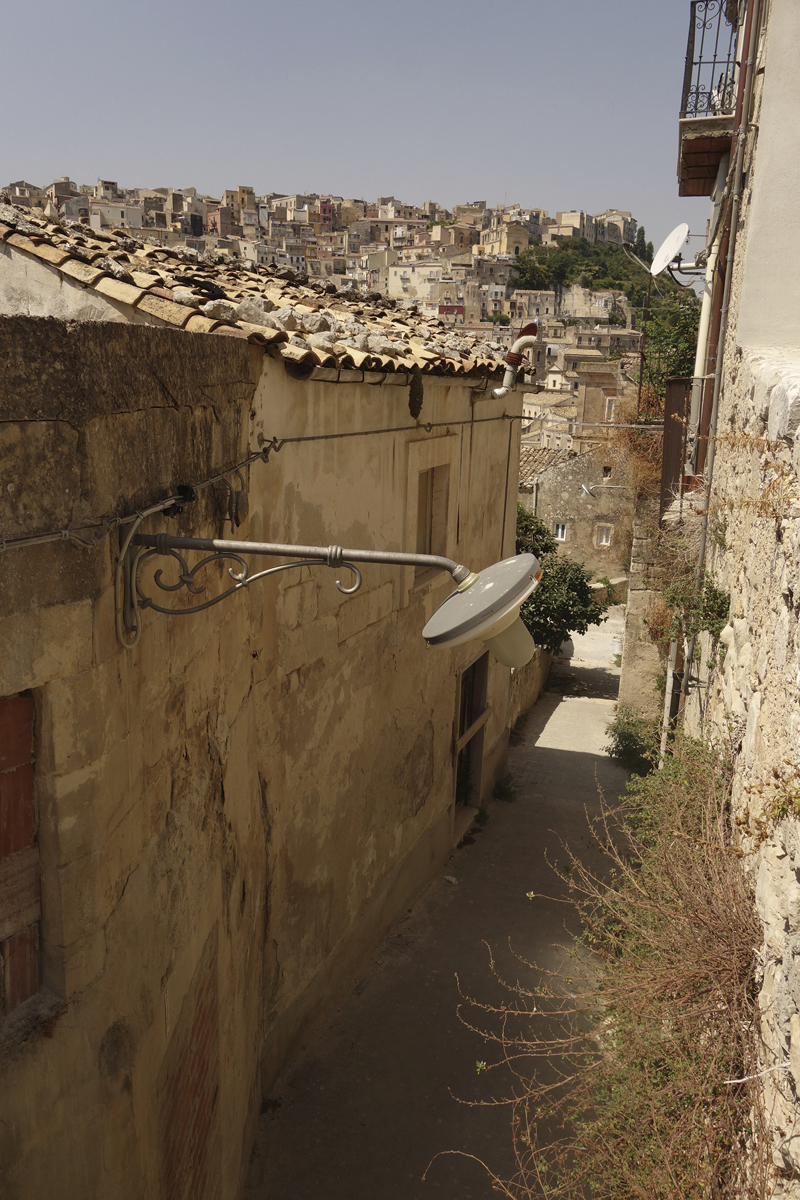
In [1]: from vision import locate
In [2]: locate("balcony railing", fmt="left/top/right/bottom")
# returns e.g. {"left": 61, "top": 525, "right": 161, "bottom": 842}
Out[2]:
{"left": 680, "top": 0, "right": 739, "bottom": 119}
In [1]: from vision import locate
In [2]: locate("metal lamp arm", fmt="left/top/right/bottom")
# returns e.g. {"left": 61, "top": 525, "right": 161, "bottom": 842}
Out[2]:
{"left": 120, "top": 532, "right": 474, "bottom": 647}
{"left": 131, "top": 534, "right": 471, "bottom": 583}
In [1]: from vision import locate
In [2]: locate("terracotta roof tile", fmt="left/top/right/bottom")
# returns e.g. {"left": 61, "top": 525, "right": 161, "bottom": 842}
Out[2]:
{"left": 184, "top": 313, "right": 222, "bottom": 335}
{"left": 209, "top": 325, "right": 250, "bottom": 339}
{"left": 280, "top": 343, "right": 314, "bottom": 364}
{"left": 0, "top": 200, "right": 513, "bottom": 384}
{"left": 518, "top": 446, "right": 575, "bottom": 489}
{"left": 236, "top": 321, "right": 287, "bottom": 345}
{"left": 135, "top": 293, "right": 195, "bottom": 327}
{"left": 28, "top": 242, "right": 72, "bottom": 267}
{"left": 131, "top": 271, "right": 162, "bottom": 289}
{"left": 58, "top": 259, "right": 107, "bottom": 287}
{"left": 95, "top": 277, "right": 146, "bottom": 307}
{"left": 6, "top": 232, "right": 37, "bottom": 255}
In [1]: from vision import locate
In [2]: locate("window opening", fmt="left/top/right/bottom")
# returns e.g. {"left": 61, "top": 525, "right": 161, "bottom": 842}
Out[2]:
{"left": 553, "top": 522, "right": 567, "bottom": 541}
{"left": 455, "top": 653, "right": 489, "bottom": 807}
{"left": 597, "top": 525, "right": 612, "bottom": 546}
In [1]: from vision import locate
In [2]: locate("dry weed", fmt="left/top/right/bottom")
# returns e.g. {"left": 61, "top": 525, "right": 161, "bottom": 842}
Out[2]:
{"left": 435, "top": 738, "right": 768, "bottom": 1200}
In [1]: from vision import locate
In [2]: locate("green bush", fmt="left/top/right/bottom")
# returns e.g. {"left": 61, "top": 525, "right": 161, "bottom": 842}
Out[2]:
{"left": 606, "top": 705, "right": 659, "bottom": 775}
{"left": 663, "top": 576, "right": 730, "bottom": 644}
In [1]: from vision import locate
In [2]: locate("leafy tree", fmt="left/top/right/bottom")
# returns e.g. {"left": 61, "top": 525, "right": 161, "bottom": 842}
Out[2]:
{"left": 508, "top": 247, "right": 552, "bottom": 290}
{"left": 642, "top": 297, "right": 701, "bottom": 395}
{"left": 635, "top": 226, "right": 648, "bottom": 260}
{"left": 516, "top": 507, "right": 557, "bottom": 558}
{"left": 509, "top": 236, "right": 685, "bottom": 322}
{"left": 520, "top": 557, "right": 607, "bottom": 654}
{"left": 515, "top": 505, "right": 607, "bottom": 653}
{"left": 608, "top": 305, "right": 626, "bottom": 327}
{"left": 488, "top": 312, "right": 510, "bottom": 325}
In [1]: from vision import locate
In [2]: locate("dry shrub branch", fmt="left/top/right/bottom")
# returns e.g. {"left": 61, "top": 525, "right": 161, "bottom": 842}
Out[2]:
{"left": 447, "top": 738, "right": 766, "bottom": 1199}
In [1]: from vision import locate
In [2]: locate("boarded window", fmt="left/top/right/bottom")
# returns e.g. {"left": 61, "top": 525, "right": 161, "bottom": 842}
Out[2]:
{"left": 0, "top": 694, "right": 40, "bottom": 1017}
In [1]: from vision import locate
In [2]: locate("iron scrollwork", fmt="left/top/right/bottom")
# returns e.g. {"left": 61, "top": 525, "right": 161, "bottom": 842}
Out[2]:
{"left": 134, "top": 540, "right": 362, "bottom": 618}
{"left": 681, "top": 0, "right": 737, "bottom": 119}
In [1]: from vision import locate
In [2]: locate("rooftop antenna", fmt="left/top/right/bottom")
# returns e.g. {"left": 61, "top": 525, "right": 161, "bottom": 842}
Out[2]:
{"left": 637, "top": 223, "right": 690, "bottom": 413}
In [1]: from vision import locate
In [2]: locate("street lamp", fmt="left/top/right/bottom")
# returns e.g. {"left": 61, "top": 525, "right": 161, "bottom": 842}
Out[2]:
{"left": 122, "top": 530, "right": 542, "bottom": 668}
{"left": 422, "top": 554, "right": 542, "bottom": 667}
{"left": 580, "top": 484, "right": 632, "bottom": 497}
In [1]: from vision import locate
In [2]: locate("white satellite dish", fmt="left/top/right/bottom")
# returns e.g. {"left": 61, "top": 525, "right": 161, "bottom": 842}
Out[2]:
{"left": 650, "top": 223, "right": 690, "bottom": 276}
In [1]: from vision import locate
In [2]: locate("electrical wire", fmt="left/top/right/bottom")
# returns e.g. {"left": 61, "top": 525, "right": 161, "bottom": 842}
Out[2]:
{"left": 1, "top": 410, "right": 662, "bottom": 555}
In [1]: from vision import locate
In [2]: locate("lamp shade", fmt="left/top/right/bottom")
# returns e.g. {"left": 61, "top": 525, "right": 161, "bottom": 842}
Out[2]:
{"left": 422, "top": 554, "right": 541, "bottom": 667}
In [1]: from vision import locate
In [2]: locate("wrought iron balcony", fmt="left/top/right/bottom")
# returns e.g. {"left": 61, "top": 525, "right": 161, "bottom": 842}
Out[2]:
{"left": 677, "top": 1, "right": 741, "bottom": 196}
{"left": 680, "top": 0, "right": 739, "bottom": 119}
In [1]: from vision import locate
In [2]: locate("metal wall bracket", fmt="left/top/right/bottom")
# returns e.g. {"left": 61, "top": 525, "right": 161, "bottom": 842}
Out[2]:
{"left": 118, "top": 530, "right": 471, "bottom": 648}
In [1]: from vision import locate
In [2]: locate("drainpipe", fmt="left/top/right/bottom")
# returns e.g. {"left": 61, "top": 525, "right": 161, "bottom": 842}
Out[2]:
{"left": 492, "top": 321, "right": 540, "bottom": 399}
{"left": 681, "top": 0, "right": 762, "bottom": 700}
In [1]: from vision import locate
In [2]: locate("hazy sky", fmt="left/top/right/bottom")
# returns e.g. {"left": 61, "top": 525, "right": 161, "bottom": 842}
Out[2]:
{"left": 3, "top": 0, "right": 710, "bottom": 249}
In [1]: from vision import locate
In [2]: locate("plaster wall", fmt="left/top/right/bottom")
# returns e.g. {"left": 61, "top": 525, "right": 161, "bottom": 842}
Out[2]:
{"left": 0, "top": 245, "right": 167, "bottom": 326}
{"left": 0, "top": 316, "right": 520, "bottom": 1198}
{"left": 735, "top": 0, "right": 800, "bottom": 350}
{"left": 508, "top": 649, "right": 552, "bottom": 727}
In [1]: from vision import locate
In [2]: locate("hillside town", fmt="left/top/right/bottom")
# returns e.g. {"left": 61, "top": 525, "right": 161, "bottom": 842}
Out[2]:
{"left": 1, "top": 176, "right": 645, "bottom": 468}
{"left": 4, "top": 176, "right": 637, "bottom": 319}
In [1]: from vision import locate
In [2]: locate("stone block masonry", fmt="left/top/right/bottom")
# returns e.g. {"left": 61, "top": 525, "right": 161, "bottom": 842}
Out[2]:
{"left": 680, "top": 1, "right": 800, "bottom": 1178}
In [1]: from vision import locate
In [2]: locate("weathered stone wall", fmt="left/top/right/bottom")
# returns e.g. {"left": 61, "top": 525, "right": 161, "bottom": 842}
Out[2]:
{"left": 0, "top": 316, "right": 521, "bottom": 1197}
{"left": 617, "top": 494, "right": 662, "bottom": 719}
{"left": 519, "top": 444, "right": 633, "bottom": 580}
{"left": 681, "top": 0, "right": 800, "bottom": 1182}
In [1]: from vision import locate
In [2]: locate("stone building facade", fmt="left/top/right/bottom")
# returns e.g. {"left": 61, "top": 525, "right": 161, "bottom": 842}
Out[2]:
{"left": 671, "top": 0, "right": 800, "bottom": 1179}
{"left": 519, "top": 444, "right": 633, "bottom": 580}
{"left": 0, "top": 214, "right": 535, "bottom": 1196}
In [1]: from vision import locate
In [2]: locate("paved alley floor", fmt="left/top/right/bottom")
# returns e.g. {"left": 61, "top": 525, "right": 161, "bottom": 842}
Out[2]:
{"left": 245, "top": 607, "right": 629, "bottom": 1200}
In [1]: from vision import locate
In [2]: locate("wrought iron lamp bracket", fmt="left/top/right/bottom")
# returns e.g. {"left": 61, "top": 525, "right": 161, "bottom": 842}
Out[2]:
{"left": 118, "top": 529, "right": 472, "bottom": 648}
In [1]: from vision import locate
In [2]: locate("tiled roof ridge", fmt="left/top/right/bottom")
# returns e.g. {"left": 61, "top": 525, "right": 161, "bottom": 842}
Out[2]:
{"left": 518, "top": 445, "right": 576, "bottom": 488}
{"left": 0, "top": 201, "right": 508, "bottom": 382}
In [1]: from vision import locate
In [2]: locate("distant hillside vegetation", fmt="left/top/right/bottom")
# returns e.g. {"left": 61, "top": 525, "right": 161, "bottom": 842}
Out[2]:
{"left": 510, "top": 234, "right": 693, "bottom": 319}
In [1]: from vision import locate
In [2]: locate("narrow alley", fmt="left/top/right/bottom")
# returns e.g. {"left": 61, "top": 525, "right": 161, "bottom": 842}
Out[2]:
{"left": 245, "top": 608, "right": 630, "bottom": 1200}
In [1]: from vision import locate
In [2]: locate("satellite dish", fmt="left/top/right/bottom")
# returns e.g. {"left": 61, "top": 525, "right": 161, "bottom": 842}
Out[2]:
{"left": 650, "top": 223, "right": 690, "bottom": 276}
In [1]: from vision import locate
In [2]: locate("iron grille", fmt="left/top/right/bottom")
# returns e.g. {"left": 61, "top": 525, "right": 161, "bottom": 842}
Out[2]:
{"left": 680, "top": 0, "right": 739, "bottom": 119}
